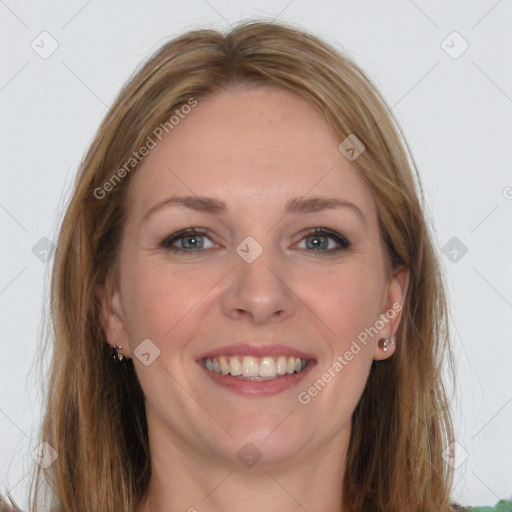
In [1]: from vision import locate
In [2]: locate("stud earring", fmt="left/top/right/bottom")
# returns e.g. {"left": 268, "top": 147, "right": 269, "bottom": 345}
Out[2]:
{"left": 380, "top": 337, "right": 394, "bottom": 352}
{"left": 111, "top": 344, "right": 124, "bottom": 362}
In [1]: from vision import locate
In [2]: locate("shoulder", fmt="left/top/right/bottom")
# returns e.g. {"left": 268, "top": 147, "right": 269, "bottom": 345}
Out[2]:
{"left": 467, "top": 500, "right": 512, "bottom": 512}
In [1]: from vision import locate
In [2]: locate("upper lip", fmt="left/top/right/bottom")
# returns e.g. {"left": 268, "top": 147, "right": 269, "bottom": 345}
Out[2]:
{"left": 196, "top": 343, "right": 316, "bottom": 361}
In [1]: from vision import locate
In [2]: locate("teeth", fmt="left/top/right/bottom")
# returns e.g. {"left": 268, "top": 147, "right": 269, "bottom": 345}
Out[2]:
{"left": 219, "top": 355, "right": 230, "bottom": 375}
{"left": 203, "top": 355, "right": 309, "bottom": 380}
{"left": 229, "top": 356, "right": 242, "bottom": 376}
{"left": 242, "top": 356, "right": 259, "bottom": 377}
{"left": 259, "top": 357, "right": 276, "bottom": 377}
{"left": 276, "top": 356, "right": 287, "bottom": 375}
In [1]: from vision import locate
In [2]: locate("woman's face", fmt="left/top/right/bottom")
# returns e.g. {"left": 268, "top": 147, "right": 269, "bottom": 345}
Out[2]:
{"left": 100, "top": 85, "right": 409, "bottom": 470}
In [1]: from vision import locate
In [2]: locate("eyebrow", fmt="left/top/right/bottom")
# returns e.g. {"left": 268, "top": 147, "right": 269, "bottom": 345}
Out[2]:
{"left": 142, "top": 195, "right": 367, "bottom": 226}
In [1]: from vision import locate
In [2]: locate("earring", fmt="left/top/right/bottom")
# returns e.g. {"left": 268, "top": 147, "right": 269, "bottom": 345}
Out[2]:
{"left": 380, "top": 337, "right": 394, "bottom": 352}
{"left": 111, "top": 344, "right": 124, "bottom": 362}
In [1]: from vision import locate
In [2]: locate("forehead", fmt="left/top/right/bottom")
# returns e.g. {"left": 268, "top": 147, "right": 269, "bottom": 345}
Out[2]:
{"left": 126, "top": 85, "right": 378, "bottom": 223}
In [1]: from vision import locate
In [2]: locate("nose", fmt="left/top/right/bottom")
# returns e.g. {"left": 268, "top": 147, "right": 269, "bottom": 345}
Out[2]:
{"left": 220, "top": 244, "right": 297, "bottom": 326}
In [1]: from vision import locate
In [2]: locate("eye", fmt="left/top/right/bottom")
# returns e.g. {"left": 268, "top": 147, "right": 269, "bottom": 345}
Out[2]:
{"left": 159, "top": 228, "right": 217, "bottom": 255}
{"left": 159, "top": 226, "right": 351, "bottom": 256}
{"left": 295, "top": 227, "right": 351, "bottom": 254}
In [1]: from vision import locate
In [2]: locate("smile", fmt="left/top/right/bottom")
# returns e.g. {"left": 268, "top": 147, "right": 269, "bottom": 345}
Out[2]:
{"left": 196, "top": 343, "right": 317, "bottom": 396}
{"left": 203, "top": 355, "right": 308, "bottom": 381}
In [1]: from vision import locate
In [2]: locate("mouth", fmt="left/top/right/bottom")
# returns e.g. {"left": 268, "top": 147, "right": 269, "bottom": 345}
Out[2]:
{"left": 196, "top": 344, "right": 317, "bottom": 396}
{"left": 202, "top": 355, "right": 309, "bottom": 380}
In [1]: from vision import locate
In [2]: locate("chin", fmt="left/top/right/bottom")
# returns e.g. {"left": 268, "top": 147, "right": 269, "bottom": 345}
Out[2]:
{"left": 210, "top": 418, "right": 310, "bottom": 469}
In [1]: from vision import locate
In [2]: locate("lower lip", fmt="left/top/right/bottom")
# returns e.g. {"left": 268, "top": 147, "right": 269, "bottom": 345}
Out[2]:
{"left": 198, "top": 360, "right": 316, "bottom": 397}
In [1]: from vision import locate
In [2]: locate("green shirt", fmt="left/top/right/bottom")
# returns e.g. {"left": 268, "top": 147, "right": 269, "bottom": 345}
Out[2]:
{"left": 468, "top": 500, "right": 512, "bottom": 511}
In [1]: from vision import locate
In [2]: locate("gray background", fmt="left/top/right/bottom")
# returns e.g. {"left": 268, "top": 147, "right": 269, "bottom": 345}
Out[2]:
{"left": 1, "top": 0, "right": 511, "bottom": 508}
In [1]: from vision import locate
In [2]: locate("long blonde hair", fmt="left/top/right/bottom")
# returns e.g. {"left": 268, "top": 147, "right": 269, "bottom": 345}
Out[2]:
{"left": 1, "top": 20, "right": 463, "bottom": 512}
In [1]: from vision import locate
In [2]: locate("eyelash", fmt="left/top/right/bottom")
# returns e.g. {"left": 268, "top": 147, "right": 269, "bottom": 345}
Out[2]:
{"left": 159, "top": 227, "right": 351, "bottom": 256}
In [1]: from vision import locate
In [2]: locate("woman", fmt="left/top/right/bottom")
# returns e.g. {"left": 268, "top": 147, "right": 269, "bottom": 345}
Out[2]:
{"left": 1, "top": 20, "right": 509, "bottom": 512}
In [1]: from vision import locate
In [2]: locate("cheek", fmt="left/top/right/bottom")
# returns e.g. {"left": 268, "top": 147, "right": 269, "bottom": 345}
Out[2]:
{"left": 300, "top": 263, "right": 384, "bottom": 342}
{"left": 120, "top": 258, "right": 211, "bottom": 345}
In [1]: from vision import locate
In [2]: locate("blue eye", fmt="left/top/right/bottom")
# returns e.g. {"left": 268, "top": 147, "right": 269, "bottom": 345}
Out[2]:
{"left": 160, "top": 228, "right": 216, "bottom": 255}
{"left": 297, "top": 228, "right": 351, "bottom": 254}
{"left": 159, "top": 227, "right": 351, "bottom": 255}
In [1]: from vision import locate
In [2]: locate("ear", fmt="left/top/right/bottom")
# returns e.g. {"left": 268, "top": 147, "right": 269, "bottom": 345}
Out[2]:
{"left": 373, "top": 265, "right": 410, "bottom": 361}
{"left": 95, "top": 276, "right": 131, "bottom": 360}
